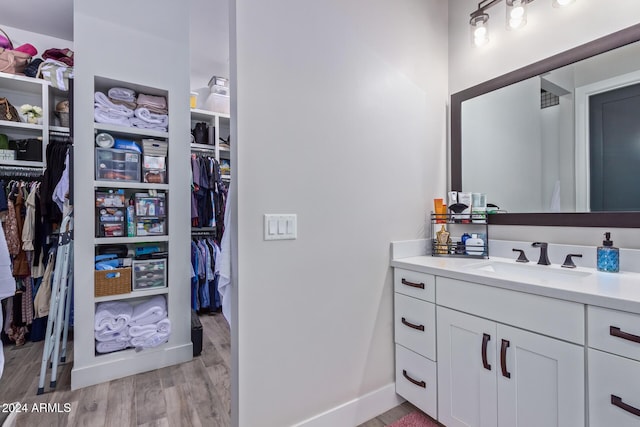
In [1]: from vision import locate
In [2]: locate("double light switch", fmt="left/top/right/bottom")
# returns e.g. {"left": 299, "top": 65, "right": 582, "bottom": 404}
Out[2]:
{"left": 264, "top": 214, "right": 297, "bottom": 240}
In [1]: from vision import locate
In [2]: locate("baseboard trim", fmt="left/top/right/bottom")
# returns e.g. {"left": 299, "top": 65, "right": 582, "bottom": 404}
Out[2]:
{"left": 292, "top": 383, "right": 403, "bottom": 427}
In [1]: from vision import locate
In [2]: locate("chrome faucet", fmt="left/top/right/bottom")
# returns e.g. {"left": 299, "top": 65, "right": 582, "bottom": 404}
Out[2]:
{"left": 531, "top": 242, "right": 551, "bottom": 265}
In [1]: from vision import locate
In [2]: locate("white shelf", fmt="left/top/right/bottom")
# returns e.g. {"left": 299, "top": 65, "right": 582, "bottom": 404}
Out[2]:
{"left": 0, "top": 159, "right": 45, "bottom": 168}
{"left": 0, "top": 120, "right": 43, "bottom": 131}
{"left": 94, "top": 181, "right": 169, "bottom": 190}
{"left": 190, "top": 108, "right": 218, "bottom": 121}
{"left": 92, "top": 341, "right": 171, "bottom": 362}
{"left": 94, "top": 287, "right": 169, "bottom": 303}
{"left": 190, "top": 143, "right": 216, "bottom": 151}
{"left": 0, "top": 71, "right": 49, "bottom": 93}
{"left": 94, "top": 123, "right": 169, "bottom": 139}
{"left": 95, "top": 236, "right": 169, "bottom": 245}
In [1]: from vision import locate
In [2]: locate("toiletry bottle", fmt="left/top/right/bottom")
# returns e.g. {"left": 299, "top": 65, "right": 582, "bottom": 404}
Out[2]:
{"left": 127, "top": 198, "right": 136, "bottom": 237}
{"left": 465, "top": 233, "right": 485, "bottom": 256}
{"left": 435, "top": 225, "right": 450, "bottom": 255}
{"left": 597, "top": 232, "right": 619, "bottom": 272}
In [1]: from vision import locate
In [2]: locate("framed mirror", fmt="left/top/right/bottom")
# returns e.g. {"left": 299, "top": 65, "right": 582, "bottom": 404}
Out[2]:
{"left": 451, "top": 23, "right": 640, "bottom": 227}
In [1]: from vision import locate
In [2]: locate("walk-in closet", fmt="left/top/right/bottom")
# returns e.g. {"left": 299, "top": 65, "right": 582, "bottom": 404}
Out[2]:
{"left": 0, "top": 1, "right": 233, "bottom": 425}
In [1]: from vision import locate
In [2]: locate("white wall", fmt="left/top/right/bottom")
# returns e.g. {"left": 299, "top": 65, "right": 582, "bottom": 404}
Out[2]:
{"left": 231, "top": 0, "right": 448, "bottom": 425}
{"left": 0, "top": 24, "right": 73, "bottom": 56}
{"left": 449, "top": 0, "right": 640, "bottom": 247}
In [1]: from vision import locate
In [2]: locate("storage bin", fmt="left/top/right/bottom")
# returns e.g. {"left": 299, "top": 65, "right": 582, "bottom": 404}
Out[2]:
{"left": 143, "top": 155, "right": 166, "bottom": 184}
{"left": 95, "top": 267, "right": 132, "bottom": 297}
{"left": 95, "top": 148, "right": 141, "bottom": 182}
{"left": 205, "top": 93, "right": 230, "bottom": 115}
{"left": 136, "top": 218, "right": 166, "bottom": 236}
{"left": 132, "top": 258, "right": 167, "bottom": 291}
{"left": 9, "top": 139, "right": 42, "bottom": 161}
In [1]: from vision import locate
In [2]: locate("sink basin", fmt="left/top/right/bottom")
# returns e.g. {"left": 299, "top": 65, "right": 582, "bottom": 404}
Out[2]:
{"left": 466, "top": 260, "right": 592, "bottom": 282}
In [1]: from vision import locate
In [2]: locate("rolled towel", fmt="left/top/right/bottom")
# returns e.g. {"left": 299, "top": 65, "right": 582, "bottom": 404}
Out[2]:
{"left": 95, "top": 327, "right": 130, "bottom": 343}
{"left": 94, "top": 91, "right": 134, "bottom": 117}
{"left": 130, "top": 295, "right": 167, "bottom": 326}
{"left": 94, "top": 107, "right": 132, "bottom": 127}
{"left": 131, "top": 331, "right": 170, "bottom": 349}
{"left": 108, "top": 87, "right": 137, "bottom": 102}
{"left": 96, "top": 340, "right": 128, "bottom": 354}
{"left": 134, "top": 108, "right": 169, "bottom": 125}
{"left": 95, "top": 300, "right": 133, "bottom": 332}
{"left": 156, "top": 318, "right": 171, "bottom": 335}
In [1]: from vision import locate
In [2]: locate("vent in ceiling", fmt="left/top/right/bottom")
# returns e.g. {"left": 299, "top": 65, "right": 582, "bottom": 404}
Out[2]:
{"left": 541, "top": 89, "right": 559, "bottom": 109}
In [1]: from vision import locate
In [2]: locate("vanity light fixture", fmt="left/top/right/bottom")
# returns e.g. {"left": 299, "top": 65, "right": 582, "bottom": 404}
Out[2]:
{"left": 470, "top": 0, "right": 576, "bottom": 46}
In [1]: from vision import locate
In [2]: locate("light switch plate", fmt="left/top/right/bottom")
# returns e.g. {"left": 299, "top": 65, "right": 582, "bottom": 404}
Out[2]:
{"left": 264, "top": 214, "right": 297, "bottom": 240}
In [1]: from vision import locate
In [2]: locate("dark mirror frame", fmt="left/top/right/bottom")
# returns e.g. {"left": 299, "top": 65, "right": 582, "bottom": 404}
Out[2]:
{"left": 451, "top": 23, "right": 640, "bottom": 228}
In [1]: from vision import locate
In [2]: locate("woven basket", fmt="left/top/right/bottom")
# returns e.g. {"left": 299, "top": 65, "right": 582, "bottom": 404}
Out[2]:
{"left": 95, "top": 267, "right": 131, "bottom": 297}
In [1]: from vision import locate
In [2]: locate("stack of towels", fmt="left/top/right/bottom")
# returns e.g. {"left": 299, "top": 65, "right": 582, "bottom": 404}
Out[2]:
{"left": 94, "top": 87, "right": 169, "bottom": 132}
{"left": 94, "top": 295, "right": 170, "bottom": 354}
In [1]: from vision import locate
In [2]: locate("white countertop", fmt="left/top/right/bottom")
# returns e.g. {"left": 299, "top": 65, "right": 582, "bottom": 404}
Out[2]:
{"left": 391, "top": 255, "right": 640, "bottom": 315}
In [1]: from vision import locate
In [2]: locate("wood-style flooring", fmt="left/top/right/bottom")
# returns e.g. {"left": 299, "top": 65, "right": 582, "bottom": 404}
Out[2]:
{"left": 0, "top": 312, "right": 430, "bottom": 427}
{"left": 0, "top": 312, "right": 231, "bottom": 427}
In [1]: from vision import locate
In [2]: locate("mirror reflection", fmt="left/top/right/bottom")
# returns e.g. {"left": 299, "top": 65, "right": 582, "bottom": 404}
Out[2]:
{"left": 461, "top": 40, "right": 640, "bottom": 213}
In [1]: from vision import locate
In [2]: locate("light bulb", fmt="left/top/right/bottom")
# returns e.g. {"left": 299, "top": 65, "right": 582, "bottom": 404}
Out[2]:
{"left": 509, "top": 18, "right": 523, "bottom": 29}
{"left": 553, "top": 0, "right": 575, "bottom": 7}
{"left": 474, "top": 26, "right": 487, "bottom": 38}
{"left": 510, "top": 6, "right": 525, "bottom": 19}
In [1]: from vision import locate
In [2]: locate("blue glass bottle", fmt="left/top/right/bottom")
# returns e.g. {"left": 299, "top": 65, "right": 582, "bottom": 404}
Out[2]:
{"left": 597, "top": 232, "right": 619, "bottom": 273}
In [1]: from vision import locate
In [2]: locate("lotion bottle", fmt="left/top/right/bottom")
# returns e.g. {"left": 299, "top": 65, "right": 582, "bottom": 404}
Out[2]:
{"left": 597, "top": 232, "right": 619, "bottom": 272}
{"left": 127, "top": 198, "right": 136, "bottom": 237}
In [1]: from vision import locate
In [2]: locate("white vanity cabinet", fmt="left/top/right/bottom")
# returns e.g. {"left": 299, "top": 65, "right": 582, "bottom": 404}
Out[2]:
{"left": 588, "top": 306, "right": 640, "bottom": 426}
{"left": 393, "top": 269, "right": 438, "bottom": 418}
{"left": 436, "top": 278, "right": 585, "bottom": 427}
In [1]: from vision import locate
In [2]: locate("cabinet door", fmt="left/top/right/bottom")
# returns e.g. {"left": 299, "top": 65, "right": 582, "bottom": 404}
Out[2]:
{"left": 437, "top": 307, "right": 497, "bottom": 427}
{"left": 497, "top": 324, "right": 584, "bottom": 427}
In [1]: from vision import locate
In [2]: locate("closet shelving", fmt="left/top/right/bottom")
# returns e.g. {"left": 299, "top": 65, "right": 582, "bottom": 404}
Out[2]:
{"left": 0, "top": 71, "right": 71, "bottom": 167}
{"left": 190, "top": 106, "right": 231, "bottom": 233}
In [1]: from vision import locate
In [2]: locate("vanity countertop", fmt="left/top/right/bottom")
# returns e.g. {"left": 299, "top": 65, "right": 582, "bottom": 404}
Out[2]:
{"left": 391, "top": 255, "right": 640, "bottom": 314}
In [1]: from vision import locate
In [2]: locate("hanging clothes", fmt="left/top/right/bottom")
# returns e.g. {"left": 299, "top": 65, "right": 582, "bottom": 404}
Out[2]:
{"left": 0, "top": 219, "right": 16, "bottom": 379}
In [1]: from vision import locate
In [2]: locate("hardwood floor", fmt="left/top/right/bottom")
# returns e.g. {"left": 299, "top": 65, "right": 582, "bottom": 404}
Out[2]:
{"left": 1, "top": 312, "right": 427, "bottom": 427}
{"left": 0, "top": 313, "right": 231, "bottom": 427}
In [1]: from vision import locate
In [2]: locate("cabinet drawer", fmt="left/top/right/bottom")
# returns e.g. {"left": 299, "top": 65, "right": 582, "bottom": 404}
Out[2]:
{"left": 395, "top": 344, "right": 437, "bottom": 419}
{"left": 394, "top": 269, "right": 435, "bottom": 302}
{"left": 436, "top": 276, "right": 584, "bottom": 344}
{"left": 395, "top": 293, "right": 436, "bottom": 360}
{"left": 588, "top": 306, "right": 640, "bottom": 362}
{"left": 589, "top": 349, "right": 640, "bottom": 427}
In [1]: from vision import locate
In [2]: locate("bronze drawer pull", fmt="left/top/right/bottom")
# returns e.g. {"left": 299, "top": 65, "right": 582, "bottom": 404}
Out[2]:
{"left": 482, "top": 333, "right": 491, "bottom": 371}
{"left": 401, "top": 317, "right": 425, "bottom": 331}
{"left": 610, "top": 326, "right": 640, "bottom": 344}
{"left": 500, "top": 339, "right": 511, "bottom": 378}
{"left": 402, "top": 369, "right": 426, "bottom": 388}
{"left": 401, "top": 278, "right": 425, "bottom": 289}
{"left": 611, "top": 395, "right": 640, "bottom": 417}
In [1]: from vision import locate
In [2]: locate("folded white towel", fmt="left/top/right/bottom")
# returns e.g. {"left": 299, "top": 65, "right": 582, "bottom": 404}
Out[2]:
{"left": 156, "top": 318, "right": 171, "bottom": 334}
{"left": 130, "top": 295, "right": 167, "bottom": 326}
{"left": 96, "top": 340, "right": 128, "bottom": 354}
{"left": 95, "top": 327, "right": 130, "bottom": 342}
{"left": 129, "top": 118, "right": 167, "bottom": 132}
{"left": 129, "top": 324, "right": 157, "bottom": 337}
{"left": 131, "top": 331, "right": 170, "bottom": 349}
{"left": 95, "top": 301, "right": 133, "bottom": 332}
{"left": 134, "top": 108, "right": 169, "bottom": 125}
{"left": 94, "top": 92, "right": 134, "bottom": 117}
{"left": 94, "top": 107, "right": 132, "bottom": 127}
{"left": 108, "top": 87, "right": 137, "bottom": 103}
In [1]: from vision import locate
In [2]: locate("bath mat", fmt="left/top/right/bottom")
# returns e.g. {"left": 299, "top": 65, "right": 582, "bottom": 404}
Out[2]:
{"left": 388, "top": 411, "right": 440, "bottom": 427}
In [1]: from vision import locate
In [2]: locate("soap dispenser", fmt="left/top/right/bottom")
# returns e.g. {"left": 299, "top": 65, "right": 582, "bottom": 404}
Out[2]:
{"left": 597, "top": 232, "right": 619, "bottom": 273}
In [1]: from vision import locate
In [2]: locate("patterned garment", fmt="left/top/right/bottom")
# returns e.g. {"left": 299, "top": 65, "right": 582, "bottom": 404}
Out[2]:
{"left": 4, "top": 200, "right": 20, "bottom": 256}
{"left": 19, "top": 277, "right": 33, "bottom": 326}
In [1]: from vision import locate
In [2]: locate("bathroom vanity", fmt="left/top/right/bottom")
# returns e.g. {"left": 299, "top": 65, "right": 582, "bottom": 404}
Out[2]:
{"left": 391, "top": 240, "right": 640, "bottom": 427}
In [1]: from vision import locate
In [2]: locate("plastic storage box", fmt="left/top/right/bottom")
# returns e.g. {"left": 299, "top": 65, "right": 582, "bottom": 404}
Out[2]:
{"left": 95, "top": 148, "right": 141, "bottom": 182}
{"left": 132, "top": 258, "right": 167, "bottom": 291}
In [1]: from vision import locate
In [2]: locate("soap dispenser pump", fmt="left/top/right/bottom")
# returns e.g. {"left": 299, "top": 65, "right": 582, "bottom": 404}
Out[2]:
{"left": 597, "top": 232, "right": 619, "bottom": 273}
